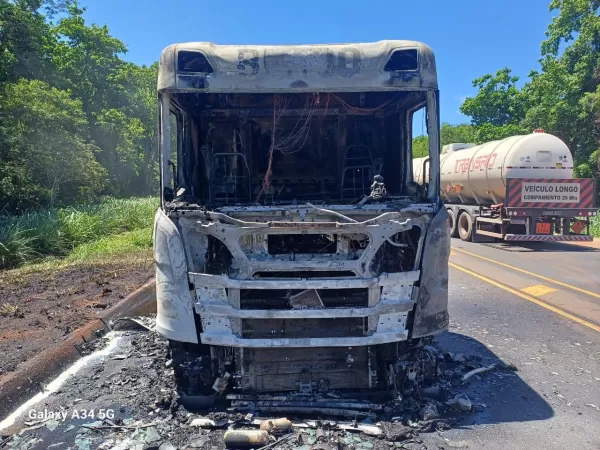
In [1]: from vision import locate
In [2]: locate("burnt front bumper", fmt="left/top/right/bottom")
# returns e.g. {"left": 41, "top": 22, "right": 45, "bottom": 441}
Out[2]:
{"left": 175, "top": 205, "right": 450, "bottom": 348}
{"left": 192, "top": 270, "right": 420, "bottom": 347}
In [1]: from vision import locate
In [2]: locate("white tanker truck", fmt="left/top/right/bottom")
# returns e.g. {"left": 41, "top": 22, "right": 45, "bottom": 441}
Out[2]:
{"left": 413, "top": 130, "right": 598, "bottom": 242}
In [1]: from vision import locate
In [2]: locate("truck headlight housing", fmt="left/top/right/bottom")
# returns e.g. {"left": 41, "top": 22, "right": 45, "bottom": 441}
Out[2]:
{"left": 153, "top": 209, "right": 198, "bottom": 343}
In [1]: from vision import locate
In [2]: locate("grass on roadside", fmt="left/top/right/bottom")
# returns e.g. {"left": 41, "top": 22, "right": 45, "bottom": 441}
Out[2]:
{"left": 0, "top": 197, "right": 158, "bottom": 270}
{"left": 591, "top": 214, "right": 600, "bottom": 238}
{"left": 0, "top": 303, "right": 24, "bottom": 318}
{"left": 67, "top": 227, "right": 153, "bottom": 261}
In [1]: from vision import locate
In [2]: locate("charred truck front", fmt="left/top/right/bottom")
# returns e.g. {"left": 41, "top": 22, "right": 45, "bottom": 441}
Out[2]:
{"left": 153, "top": 41, "right": 450, "bottom": 397}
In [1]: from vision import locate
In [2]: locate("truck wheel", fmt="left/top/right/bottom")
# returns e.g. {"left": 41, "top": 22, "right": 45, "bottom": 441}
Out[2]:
{"left": 458, "top": 211, "right": 473, "bottom": 242}
{"left": 169, "top": 340, "right": 217, "bottom": 408}
{"left": 448, "top": 209, "right": 458, "bottom": 238}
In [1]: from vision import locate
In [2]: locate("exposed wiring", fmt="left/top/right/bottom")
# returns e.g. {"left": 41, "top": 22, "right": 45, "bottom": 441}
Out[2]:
{"left": 272, "top": 94, "right": 317, "bottom": 154}
{"left": 306, "top": 202, "right": 358, "bottom": 223}
{"left": 386, "top": 238, "right": 409, "bottom": 248}
{"left": 331, "top": 93, "right": 396, "bottom": 115}
{"left": 256, "top": 93, "right": 396, "bottom": 203}
{"left": 256, "top": 94, "right": 318, "bottom": 202}
{"left": 318, "top": 93, "right": 331, "bottom": 136}
{"left": 256, "top": 96, "right": 278, "bottom": 202}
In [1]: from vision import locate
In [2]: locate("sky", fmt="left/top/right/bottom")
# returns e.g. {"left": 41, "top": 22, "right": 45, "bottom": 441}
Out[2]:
{"left": 83, "top": 0, "right": 555, "bottom": 126}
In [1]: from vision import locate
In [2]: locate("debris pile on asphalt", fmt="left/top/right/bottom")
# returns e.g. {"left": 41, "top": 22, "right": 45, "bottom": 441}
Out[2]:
{"left": 0, "top": 317, "right": 512, "bottom": 450}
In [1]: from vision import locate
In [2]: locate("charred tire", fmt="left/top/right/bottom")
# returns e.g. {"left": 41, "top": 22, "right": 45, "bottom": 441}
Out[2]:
{"left": 448, "top": 209, "right": 458, "bottom": 238}
{"left": 458, "top": 211, "right": 473, "bottom": 242}
{"left": 169, "top": 340, "right": 217, "bottom": 408}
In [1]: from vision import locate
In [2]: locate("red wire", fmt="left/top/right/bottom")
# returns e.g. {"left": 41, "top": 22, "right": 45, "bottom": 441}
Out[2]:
{"left": 256, "top": 96, "right": 278, "bottom": 202}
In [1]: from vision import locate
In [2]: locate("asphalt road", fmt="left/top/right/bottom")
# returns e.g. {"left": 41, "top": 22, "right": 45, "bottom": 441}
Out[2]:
{"left": 451, "top": 239, "right": 600, "bottom": 331}
{"left": 1, "top": 238, "right": 600, "bottom": 449}
{"left": 421, "top": 238, "right": 600, "bottom": 449}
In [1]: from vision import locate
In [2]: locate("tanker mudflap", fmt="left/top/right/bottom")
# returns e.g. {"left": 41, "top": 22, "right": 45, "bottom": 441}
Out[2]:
{"left": 411, "top": 206, "right": 450, "bottom": 338}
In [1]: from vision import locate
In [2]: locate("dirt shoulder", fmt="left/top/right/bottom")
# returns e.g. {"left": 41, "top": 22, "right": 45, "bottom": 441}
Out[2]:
{"left": 0, "top": 251, "right": 154, "bottom": 378}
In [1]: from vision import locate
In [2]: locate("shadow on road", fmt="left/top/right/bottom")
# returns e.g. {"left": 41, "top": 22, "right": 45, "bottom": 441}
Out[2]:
{"left": 481, "top": 241, "right": 600, "bottom": 253}
{"left": 434, "top": 331, "right": 554, "bottom": 425}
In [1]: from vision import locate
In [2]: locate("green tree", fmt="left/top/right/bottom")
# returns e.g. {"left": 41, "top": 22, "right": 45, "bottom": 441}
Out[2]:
{"left": 459, "top": 1, "right": 600, "bottom": 181}
{"left": 0, "top": 79, "right": 106, "bottom": 211}
{"left": 412, "top": 123, "right": 477, "bottom": 157}
{"left": 96, "top": 109, "right": 147, "bottom": 193}
{"left": 540, "top": 0, "right": 600, "bottom": 58}
{"left": 474, "top": 123, "right": 529, "bottom": 143}
{"left": 111, "top": 62, "right": 159, "bottom": 193}
{"left": 51, "top": 4, "right": 127, "bottom": 118}
{"left": 0, "top": 1, "right": 158, "bottom": 214}
{"left": 460, "top": 68, "right": 528, "bottom": 128}
{"left": 51, "top": 5, "right": 157, "bottom": 196}
{"left": 441, "top": 123, "right": 477, "bottom": 145}
{"left": 412, "top": 135, "right": 429, "bottom": 158}
{"left": 0, "top": 0, "right": 53, "bottom": 84}
{"left": 525, "top": 0, "right": 600, "bottom": 177}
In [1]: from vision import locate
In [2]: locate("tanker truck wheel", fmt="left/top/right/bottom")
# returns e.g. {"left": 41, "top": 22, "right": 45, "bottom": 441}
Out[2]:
{"left": 448, "top": 209, "right": 458, "bottom": 238}
{"left": 458, "top": 211, "right": 473, "bottom": 242}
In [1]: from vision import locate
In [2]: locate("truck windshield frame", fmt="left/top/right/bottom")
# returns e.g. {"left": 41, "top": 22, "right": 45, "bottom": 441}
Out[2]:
{"left": 157, "top": 41, "right": 441, "bottom": 209}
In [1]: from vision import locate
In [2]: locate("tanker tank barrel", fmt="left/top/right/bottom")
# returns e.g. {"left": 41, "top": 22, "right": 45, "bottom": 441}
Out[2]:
{"left": 412, "top": 132, "right": 574, "bottom": 206}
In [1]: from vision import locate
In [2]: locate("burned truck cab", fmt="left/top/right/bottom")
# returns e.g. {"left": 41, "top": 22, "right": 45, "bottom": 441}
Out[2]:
{"left": 154, "top": 41, "right": 450, "bottom": 395}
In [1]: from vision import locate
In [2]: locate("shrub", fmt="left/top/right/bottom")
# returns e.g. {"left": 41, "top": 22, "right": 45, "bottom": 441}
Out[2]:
{"left": 0, "top": 197, "right": 157, "bottom": 269}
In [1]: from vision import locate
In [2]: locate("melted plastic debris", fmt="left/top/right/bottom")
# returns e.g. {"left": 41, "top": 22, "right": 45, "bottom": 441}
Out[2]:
{"left": 0, "top": 323, "right": 509, "bottom": 450}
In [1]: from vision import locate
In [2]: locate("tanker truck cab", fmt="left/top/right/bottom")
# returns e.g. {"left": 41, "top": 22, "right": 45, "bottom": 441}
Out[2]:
{"left": 153, "top": 41, "right": 451, "bottom": 399}
{"left": 414, "top": 130, "right": 598, "bottom": 243}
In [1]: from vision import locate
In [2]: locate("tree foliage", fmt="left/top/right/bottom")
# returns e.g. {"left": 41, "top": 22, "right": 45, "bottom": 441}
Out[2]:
{"left": 0, "top": 0, "right": 157, "bottom": 213}
{"left": 461, "top": 68, "right": 528, "bottom": 128}
{"left": 0, "top": 79, "right": 106, "bottom": 211}
{"left": 456, "top": 0, "right": 600, "bottom": 178}
{"left": 412, "top": 123, "right": 477, "bottom": 157}
{"left": 441, "top": 123, "right": 477, "bottom": 145}
{"left": 0, "top": 0, "right": 53, "bottom": 84}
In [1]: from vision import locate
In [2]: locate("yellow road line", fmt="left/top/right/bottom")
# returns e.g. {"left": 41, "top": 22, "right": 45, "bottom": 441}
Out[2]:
{"left": 521, "top": 284, "right": 558, "bottom": 297}
{"left": 452, "top": 247, "right": 600, "bottom": 299}
{"left": 449, "top": 262, "right": 600, "bottom": 334}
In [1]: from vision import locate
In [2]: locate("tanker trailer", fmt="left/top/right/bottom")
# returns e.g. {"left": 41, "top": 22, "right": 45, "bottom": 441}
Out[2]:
{"left": 413, "top": 130, "right": 598, "bottom": 242}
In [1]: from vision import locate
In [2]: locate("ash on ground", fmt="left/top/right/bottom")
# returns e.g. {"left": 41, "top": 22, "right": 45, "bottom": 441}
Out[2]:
{"left": 1, "top": 319, "right": 515, "bottom": 450}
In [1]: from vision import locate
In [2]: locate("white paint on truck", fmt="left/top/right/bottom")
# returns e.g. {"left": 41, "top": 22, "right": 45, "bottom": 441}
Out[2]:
{"left": 521, "top": 182, "right": 581, "bottom": 203}
{"left": 413, "top": 132, "right": 574, "bottom": 205}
